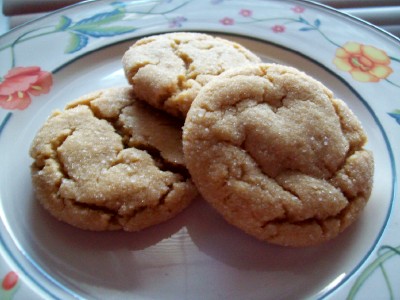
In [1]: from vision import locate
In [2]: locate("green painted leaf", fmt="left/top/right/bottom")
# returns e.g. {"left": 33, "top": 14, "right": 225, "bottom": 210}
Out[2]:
{"left": 391, "top": 109, "right": 400, "bottom": 114}
{"left": 71, "top": 25, "right": 136, "bottom": 37}
{"left": 55, "top": 15, "right": 72, "bottom": 31}
{"left": 65, "top": 32, "right": 88, "bottom": 54}
{"left": 67, "top": 8, "right": 136, "bottom": 37}
{"left": 347, "top": 245, "right": 400, "bottom": 300}
{"left": 299, "top": 27, "right": 315, "bottom": 31}
{"left": 74, "top": 9, "right": 124, "bottom": 27}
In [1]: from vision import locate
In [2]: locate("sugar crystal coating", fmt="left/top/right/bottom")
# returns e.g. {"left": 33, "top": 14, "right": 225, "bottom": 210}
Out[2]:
{"left": 30, "top": 87, "right": 197, "bottom": 231}
{"left": 183, "top": 63, "right": 374, "bottom": 247}
{"left": 122, "top": 32, "right": 261, "bottom": 118}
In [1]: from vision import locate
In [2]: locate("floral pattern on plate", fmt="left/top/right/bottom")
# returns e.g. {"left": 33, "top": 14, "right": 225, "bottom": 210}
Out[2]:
{"left": 218, "top": 4, "right": 400, "bottom": 87}
{"left": 0, "top": 67, "right": 53, "bottom": 111}
{"left": 0, "top": 271, "right": 19, "bottom": 300}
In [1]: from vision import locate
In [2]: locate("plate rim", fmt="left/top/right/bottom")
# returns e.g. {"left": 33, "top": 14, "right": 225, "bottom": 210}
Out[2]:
{"left": 0, "top": 0, "right": 398, "bottom": 299}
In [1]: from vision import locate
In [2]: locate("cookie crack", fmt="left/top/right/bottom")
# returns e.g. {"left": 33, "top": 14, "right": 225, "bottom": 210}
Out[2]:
{"left": 170, "top": 40, "right": 231, "bottom": 85}
{"left": 329, "top": 158, "right": 369, "bottom": 202}
{"left": 53, "top": 129, "right": 76, "bottom": 182}
{"left": 78, "top": 103, "right": 133, "bottom": 150}
{"left": 68, "top": 101, "right": 189, "bottom": 183}
{"left": 124, "top": 183, "right": 175, "bottom": 221}
{"left": 180, "top": 53, "right": 193, "bottom": 75}
{"left": 327, "top": 97, "right": 362, "bottom": 176}
{"left": 171, "top": 41, "right": 194, "bottom": 83}
{"left": 231, "top": 42, "right": 259, "bottom": 62}
{"left": 134, "top": 143, "right": 190, "bottom": 180}
{"left": 236, "top": 141, "right": 352, "bottom": 226}
{"left": 69, "top": 198, "right": 123, "bottom": 227}
{"left": 63, "top": 195, "right": 165, "bottom": 227}
{"left": 127, "top": 61, "right": 154, "bottom": 85}
{"left": 158, "top": 184, "right": 172, "bottom": 206}
{"left": 259, "top": 192, "right": 349, "bottom": 234}
{"left": 92, "top": 103, "right": 133, "bottom": 124}
{"left": 66, "top": 100, "right": 133, "bottom": 150}
{"left": 75, "top": 201, "right": 149, "bottom": 220}
{"left": 261, "top": 217, "right": 335, "bottom": 235}
{"left": 73, "top": 200, "right": 118, "bottom": 216}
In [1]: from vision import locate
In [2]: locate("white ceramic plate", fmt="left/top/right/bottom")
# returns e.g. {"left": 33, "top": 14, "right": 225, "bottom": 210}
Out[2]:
{"left": 0, "top": 0, "right": 399, "bottom": 299}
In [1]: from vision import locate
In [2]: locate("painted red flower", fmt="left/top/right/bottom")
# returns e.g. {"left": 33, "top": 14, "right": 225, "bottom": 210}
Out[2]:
{"left": 0, "top": 66, "right": 53, "bottom": 110}
{"left": 239, "top": 9, "right": 252, "bottom": 17}
{"left": 272, "top": 25, "right": 286, "bottom": 33}
{"left": 291, "top": 6, "right": 305, "bottom": 13}
{"left": 220, "top": 17, "right": 234, "bottom": 25}
{"left": 1, "top": 271, "right": 18, "bottom": 290}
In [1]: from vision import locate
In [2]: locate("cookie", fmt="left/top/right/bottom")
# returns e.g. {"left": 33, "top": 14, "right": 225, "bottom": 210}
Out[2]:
{"left": 30, "top": 87, "right": 197, "bottom": 231}
{"left": 183, "top": 63, "right": 374, "bottom": 247}
{"left": 122, "top": 32, "right": 261, "bottom": 118}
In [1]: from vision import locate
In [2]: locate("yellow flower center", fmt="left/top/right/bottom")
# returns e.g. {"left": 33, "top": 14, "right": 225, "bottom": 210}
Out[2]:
{"left": 31, "top": 85, "right": 42, "bottom": 91}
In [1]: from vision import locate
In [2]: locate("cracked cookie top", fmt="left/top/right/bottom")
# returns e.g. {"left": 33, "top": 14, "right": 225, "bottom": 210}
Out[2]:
{"left": 122, "top": 32, "right": 261, "bottom": 118}
{"left": 30, "top": 87, "right": 197, "bottom": 231}
{"left": 183, "top": 63, "right": 374, "bottom": 247}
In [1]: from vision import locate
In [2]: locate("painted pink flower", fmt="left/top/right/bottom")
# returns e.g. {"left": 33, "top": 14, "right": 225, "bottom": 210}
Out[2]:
{"left": 169, "top": 16, "right": 187, "bottom": 28}
{"left": 291, "top": 5, "right": 305, "bottom": 13}
{"left": 0, "top": 66, "right": 52, "bottom": 110}
{"left": 220, "top": 17, "right": 234, "bottom": 26}
{"left": 239, "top": 9, "right": 252, "bottom": 17}
{"left": 272, "top": 25, "right": 286, "bottom": 33}
{"left": 1, "top": 271, "right": 18, "bottom": 290}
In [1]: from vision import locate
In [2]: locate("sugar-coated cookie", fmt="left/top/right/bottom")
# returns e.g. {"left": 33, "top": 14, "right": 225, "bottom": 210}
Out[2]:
{"left": 122, "top": 32, "right": 261, "bottom": 118}
{"left": 183, "top": 63, "right": 374, "bottom": 247}
{"left": 30, "top": 87, "right": 197, "bottom": 231}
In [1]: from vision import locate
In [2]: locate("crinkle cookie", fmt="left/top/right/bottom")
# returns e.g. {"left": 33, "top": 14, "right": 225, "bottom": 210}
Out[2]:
{"left": 122, "top": 32, "right": 261, "bottom": 118}
{"left": 30, "top": 87, "right": 197, "bottom": 231}
{"left": 183, "top": 64, "right": 374, "bottom": 247}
